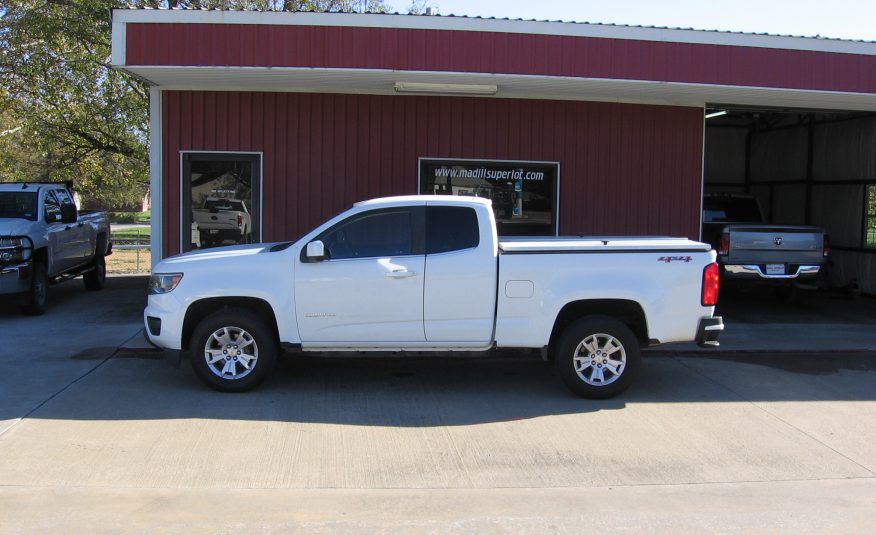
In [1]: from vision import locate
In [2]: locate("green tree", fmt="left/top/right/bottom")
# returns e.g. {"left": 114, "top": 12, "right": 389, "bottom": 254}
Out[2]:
{"left": 0, "top": 0, "right": 391, "bottom": 207}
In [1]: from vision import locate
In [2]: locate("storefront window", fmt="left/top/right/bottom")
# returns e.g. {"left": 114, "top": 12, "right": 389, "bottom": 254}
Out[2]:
{"left": 419, "top": 159, "right": 558, "bottom": 236}
{"left": 181, "top": 153, "right": 260, "bottom": 252}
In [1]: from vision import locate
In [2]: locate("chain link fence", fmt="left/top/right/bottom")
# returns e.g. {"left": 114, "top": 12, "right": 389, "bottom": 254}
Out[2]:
{"left": 109, "top": 227, "right": 151, "bottom": 274}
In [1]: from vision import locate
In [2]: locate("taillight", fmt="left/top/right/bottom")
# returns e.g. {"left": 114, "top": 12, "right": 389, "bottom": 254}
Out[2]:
{"left": 702, "top": 262, "right": 720, "bottom": 307}
{"left": 718, "top": 233, "right": 730, "bottom": 255}
{"left": 237, "top": 214, "right": 243, "bottom": 227}
{"left": 823, "top": 234, "right": 830, "bottom": 257}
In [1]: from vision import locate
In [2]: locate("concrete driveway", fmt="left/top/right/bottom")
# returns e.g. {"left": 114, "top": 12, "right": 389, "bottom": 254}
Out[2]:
{"left": 1, "top": 278, "right": 875, "bottom": 532}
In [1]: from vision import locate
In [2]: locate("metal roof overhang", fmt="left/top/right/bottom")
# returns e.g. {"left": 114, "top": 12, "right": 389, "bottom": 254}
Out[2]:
{"left": 122, "top": 66, "right": 876, "bottom": 112}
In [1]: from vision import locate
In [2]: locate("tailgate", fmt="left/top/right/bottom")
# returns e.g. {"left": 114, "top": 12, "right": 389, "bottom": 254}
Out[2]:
{"left": 197, "top": 213, "right": 239, "bottom": 229}
{"left": 727, "top": 225, "right": 824, "bottom": 265}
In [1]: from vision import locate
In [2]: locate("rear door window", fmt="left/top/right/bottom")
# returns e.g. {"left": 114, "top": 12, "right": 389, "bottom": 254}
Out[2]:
{"left": 426, "top": 206, "right": 480, "bottom": 254}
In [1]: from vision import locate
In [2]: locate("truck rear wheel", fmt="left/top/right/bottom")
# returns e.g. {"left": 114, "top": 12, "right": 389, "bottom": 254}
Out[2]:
{"left": 189, "top": 308, "right": 277, "bottom": 392}
{"left": 83, "top": 255, "right": 106, "bottom": 291}
{"left": 554, "top": 316, "right": 641, "bottom": 399}
{"left": 21, "top": 260, "right": 48, "bottom": 316}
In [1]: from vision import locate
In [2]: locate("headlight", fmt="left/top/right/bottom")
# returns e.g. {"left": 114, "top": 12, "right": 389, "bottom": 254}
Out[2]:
{"left": 148, "top": 273, "right": 183, "bottom": 294}
{"left": 0, "top": 236, "right": 33, "bottom": 264}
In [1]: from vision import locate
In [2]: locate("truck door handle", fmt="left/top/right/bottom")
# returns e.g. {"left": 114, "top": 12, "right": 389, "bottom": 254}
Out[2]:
{"left": 386, "top": 269, "right": 416, "bottom": 278}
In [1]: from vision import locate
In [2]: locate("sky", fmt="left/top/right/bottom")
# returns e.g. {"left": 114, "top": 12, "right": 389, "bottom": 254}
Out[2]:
{"left": 385, "top": 0, "right": 876, "bottom": 42}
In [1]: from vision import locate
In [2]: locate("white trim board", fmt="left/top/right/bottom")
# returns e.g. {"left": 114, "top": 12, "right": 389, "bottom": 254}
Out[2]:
{"left": 149, "top": 87, "right": 162, "bottom": 267}
{"left": 118, "top": 66, "right": 876, "bottom": 112}
{"left": 110, "top": 9, "right": 876, "bottom": 57}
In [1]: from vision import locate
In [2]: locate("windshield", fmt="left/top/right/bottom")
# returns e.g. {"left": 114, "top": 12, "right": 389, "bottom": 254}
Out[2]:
{"left": 703, "top": 197, "right": 763, "bottom": 223}
{"left": 204, "top": 199, "right": 245, "bottom": 212}
{"left": 0, "top": 192, "right": 38, "bottom": 221}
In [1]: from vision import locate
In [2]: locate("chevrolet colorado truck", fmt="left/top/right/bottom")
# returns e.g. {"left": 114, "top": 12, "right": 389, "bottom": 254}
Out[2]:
{"left": 702, "top": 193, "right": 828, "bottom": 289}
{"left": 0, "top": 182, "right": 111, "bottom": 315}
{"left": 145, "top": 196, "right": 722, "bottom": 398}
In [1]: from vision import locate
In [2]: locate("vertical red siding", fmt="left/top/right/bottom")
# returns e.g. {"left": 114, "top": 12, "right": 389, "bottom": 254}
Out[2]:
{"left": 162, "top": 91, "right": 703, "bottom": 256}
{"left": 129, "top": 24, "right": 876, "bottom": 94}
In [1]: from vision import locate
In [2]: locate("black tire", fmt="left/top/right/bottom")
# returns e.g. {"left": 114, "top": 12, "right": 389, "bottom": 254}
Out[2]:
{"left": 83, "top": 255, "right": 106, "bottom": 291}
{"left": 189, "top": 308, "right": 277, "bottom": 392}
{"left": 21, "top": 260, "right": 48, "bottom": 316}
{"left": 554, "top": 316, "right": 641, "bottom": 399}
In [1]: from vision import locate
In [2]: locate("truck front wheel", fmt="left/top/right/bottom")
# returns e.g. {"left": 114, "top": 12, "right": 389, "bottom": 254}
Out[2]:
{"left": 554, "top": 316, "right": 641, "bottom": 399}
{"left": 21, "top": 260, "right": 48, "bottom": 316}
{"left": 189, "top": 308, "right": 277, "bottom": 392}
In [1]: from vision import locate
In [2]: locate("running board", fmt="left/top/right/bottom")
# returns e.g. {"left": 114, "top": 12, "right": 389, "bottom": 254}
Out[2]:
{"left": 49, "top": 263, "right": 96, "bottom": 285}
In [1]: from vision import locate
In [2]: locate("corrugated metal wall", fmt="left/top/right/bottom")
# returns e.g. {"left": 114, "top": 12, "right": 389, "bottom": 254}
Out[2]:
{"left": 129, "top": 23, "right": 876, "bottom": 94}
{"left": 162, "top": 91, "right": 704, "bottom": 256}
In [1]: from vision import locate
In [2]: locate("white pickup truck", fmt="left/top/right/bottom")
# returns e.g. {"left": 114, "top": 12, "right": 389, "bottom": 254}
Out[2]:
{"left": 145, "top": 196, "right": 722, "bottom": 398}
{"left": 192, "top": 197, "right": 252, "bottom": 247}
{"left": 1, "top": 182, "right": 111, "bottom": 314}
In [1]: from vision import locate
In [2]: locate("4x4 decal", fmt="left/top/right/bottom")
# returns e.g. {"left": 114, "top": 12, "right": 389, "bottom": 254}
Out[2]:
{"left": 658, "top": 256, "right": 693, "bottom": 263}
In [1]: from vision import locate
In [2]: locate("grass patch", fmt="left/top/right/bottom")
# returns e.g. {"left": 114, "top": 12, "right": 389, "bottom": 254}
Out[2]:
{"left": 108, "top": 211, "right": 150, "bottom": 224}
{"left": 112, "top": 227, "right": 151, "bottom": 242}
{"left": 107, "top": 248, "right": 151, "bottom": 274}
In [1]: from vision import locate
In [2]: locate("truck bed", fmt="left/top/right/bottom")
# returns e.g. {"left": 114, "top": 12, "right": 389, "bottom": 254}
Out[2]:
{"left": 499, "top": 236, "right": 711, "bottom": 253}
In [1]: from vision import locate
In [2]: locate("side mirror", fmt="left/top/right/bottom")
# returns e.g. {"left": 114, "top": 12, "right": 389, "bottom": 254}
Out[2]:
{"left": 305, "top": 240, "right": 327, "bottom": 262}
{"left": 60, "top": 204, "right": 77, "bottom": 224}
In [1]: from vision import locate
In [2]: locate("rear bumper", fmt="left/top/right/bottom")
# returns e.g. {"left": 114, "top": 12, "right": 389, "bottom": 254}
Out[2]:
{"left": 722, "top": 264, "right": 821, "bottom": 280}
{"left": 695, "top": 316, "right": 724, "bottom": 348}
{"left": 199, "top": 228, "right": 242, "bottom": 242}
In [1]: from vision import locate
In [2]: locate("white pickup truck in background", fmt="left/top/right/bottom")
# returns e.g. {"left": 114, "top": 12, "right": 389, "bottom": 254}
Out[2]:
{"left": 145, "top": 196, "right": 722, "bottom": 399}
{"left": 0, "top": 182, "right": 111, "bottom": 314}
{"left": 192, "top": 197, "right": 252, "bottom": 247}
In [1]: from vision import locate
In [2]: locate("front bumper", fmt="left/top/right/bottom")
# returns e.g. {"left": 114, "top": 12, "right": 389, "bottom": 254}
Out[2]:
{"left": 144, "top": 292, "right": 186, "bottom": 351}
{"left": 696, "top": 316, "right": 724, "bottom": 348}
{"left": 142, "top": 327, "right": 183, "bottom": 368}
{"left": 0, "top": 261, "right": 31, "bottom": 295}
{"left": 722, "top": 264, "right": 821, "bottom": 280}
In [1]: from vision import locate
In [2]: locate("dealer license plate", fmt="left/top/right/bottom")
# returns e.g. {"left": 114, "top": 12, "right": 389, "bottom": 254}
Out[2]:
{"left": 766, "top": 264, "right": 785, "bottom": 275}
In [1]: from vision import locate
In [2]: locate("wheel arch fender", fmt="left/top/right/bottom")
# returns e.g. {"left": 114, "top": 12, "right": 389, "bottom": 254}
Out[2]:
{"left": 182, "top": 297, "right": 280, "bottom": 353}
{"left": 547, "top": 299, "right": 649, "bottom": 361}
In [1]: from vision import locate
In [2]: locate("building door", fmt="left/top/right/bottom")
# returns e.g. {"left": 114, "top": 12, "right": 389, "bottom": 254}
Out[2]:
{"left": 181, "top": 153, "right": 260, "bottom": 253}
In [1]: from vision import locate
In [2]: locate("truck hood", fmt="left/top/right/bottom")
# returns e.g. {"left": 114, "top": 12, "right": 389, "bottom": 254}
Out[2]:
{"left": 0, "top": 219, "right": 37, "bottom": 238}
{"left": 156, "top": 243, "right": 276, "bottom": 269}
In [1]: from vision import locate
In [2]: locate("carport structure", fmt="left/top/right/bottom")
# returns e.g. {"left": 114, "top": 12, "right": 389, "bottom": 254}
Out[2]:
{"left": 110, "top": 9, "right": 876, "bottom": 292}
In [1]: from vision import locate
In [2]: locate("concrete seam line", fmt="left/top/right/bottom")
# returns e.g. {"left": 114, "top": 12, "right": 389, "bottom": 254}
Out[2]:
{"left": 670, "top": 356, "right": 876, "bottom": 478}
{"left": 0, "top": 475, "right": 875, "bottom": 492}
{"left": 0, "top": 329, "right": 141, "bottom": 440}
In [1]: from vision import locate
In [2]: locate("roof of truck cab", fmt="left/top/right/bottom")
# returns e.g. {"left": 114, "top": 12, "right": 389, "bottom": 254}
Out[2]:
{"left": 0, "top": 183, "right": 63, "bottom": 191}
{"left": 353, "top": 195, "right": 492, "bottom": 207}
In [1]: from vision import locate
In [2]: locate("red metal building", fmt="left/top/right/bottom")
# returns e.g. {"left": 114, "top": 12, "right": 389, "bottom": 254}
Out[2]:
{"left": 110, "top": 9, "right": 876, "bottom": 270}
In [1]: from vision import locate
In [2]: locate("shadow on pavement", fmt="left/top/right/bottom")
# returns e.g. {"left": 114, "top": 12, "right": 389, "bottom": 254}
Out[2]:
{"left": 5, "top": 348, "right": 874, "bottom": 428}
{"left": 2, "top": 278, "right": 875, "bottom": 428}
{"left": 0, "top": 274, "right": 147, "bottom": 320}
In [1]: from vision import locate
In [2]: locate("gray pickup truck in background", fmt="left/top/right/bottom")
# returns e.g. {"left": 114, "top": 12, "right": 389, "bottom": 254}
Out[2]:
{"left": 702, "top": 193, "right": 828, "bottom": 293}
{"left": 0, "top": 182, "right": 112, "bottom": 314}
